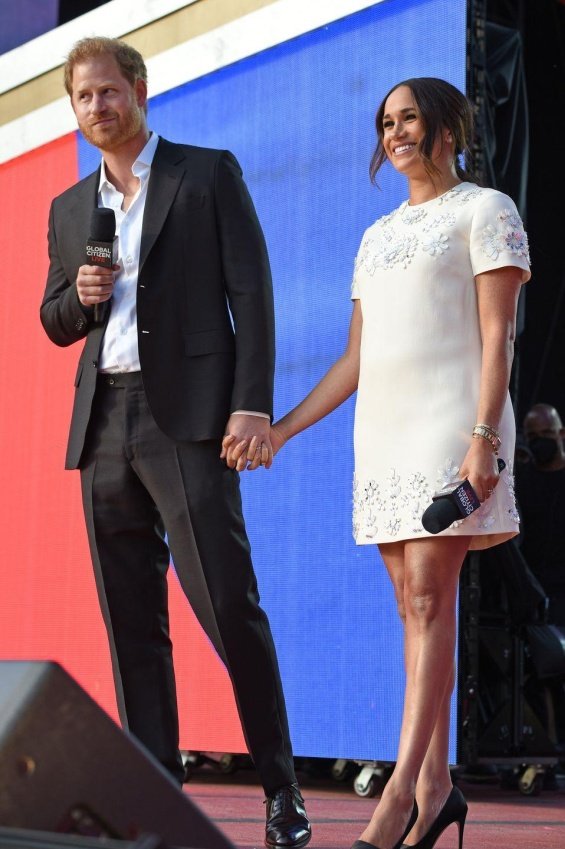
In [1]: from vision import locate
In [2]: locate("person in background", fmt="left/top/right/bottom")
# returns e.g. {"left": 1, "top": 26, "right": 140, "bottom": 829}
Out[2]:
{"left": 516, "top": 403, "right": 565, "bottom": 759}
{"left": 517, "top": 402, "right": 565, "bottom": 624}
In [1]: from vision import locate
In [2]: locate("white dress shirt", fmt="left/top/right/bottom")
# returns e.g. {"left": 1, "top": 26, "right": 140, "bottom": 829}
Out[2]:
{"left": 97, "top": 132, "right": 267, "bottom": 419}
{"left": 98, "top": 132, "right": 159, "bottom": 372}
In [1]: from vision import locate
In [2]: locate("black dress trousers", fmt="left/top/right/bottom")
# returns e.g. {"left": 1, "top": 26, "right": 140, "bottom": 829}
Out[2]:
{"left": 79, "top": 372, "right": 296, "bottom": 793}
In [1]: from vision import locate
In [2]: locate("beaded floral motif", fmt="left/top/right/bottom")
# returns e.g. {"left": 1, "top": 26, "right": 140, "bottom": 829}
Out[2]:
{"left": 505, "top": 462, "right": 520, "bottom": 525}
{"left": 436, "top": 458, "right": 460, "bottom": 489}
{"left": 434, "top": 459, "right": 465, "bottom": 528}
{"left": 353, "top": 235, "right": 377, "bottom": 279}
{"left": 353, "top": 458, "right": 520, "bottom": 541}
{"left": 353, "top": 467, "right": 434, "bottom": 540}
{"left": 353, "top": 187, "right": 528, "bottom": 292}
{"left": 399, "top": 203, "right": 428, "bottom": 226}
{"left": 352, "top": 477, "right": 381, "bottom": 539}
{"left": 480, "top": 209, "right": 530, "bottom": 263}
{"left": 372, "top": 230, "right": 418, "bottom": 270}
{"left": 422, "top": 213, "right": 456, "bottom": 233}
{"left": 422, "top": 233, "right": 449, "bottom": 256}
{"left": 379, "top": 209, "right": 397, "bottom": 227}
{"left": 438, "top": 185, "right": 482, "bottom": 206}
{"left": 406, "top": 472, "right": 430, "bottom": 533}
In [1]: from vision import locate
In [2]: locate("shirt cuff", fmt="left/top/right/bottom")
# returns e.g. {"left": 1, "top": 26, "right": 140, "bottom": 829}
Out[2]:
{"left": 231, "top": 410, "right": 270, "bottom": 420}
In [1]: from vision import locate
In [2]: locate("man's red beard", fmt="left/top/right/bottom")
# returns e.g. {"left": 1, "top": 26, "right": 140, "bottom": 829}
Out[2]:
{"left": 79, "top": 100, "right": 143, "bottom": 151}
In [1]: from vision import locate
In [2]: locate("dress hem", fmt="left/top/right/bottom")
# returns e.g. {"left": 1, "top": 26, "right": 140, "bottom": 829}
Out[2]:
{"left": 354, "top": 528, "right": 518, "bottom": 551}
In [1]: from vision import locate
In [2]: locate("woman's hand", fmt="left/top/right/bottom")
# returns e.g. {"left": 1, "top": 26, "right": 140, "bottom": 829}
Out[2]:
{"left": 459, "top": 437, "right": 500, "bottom": 503}
{"left": 270, "top": 423, "right": 288, "bottom": 457}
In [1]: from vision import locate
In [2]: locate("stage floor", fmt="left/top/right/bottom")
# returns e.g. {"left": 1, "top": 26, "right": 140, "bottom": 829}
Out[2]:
{"left": 183, "top": 768, "right": 565, "bottom": 849}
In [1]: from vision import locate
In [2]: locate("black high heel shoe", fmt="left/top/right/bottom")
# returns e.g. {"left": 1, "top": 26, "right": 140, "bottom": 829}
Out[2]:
{"left": 400, "top": 786, "right": 467, "bottom": 849}
{"left": 350, "top": 801, "right": 418, "bottom": 849}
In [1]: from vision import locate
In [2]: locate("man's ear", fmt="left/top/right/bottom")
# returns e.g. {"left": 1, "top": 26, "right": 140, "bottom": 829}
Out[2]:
{"left": 135, "top": 78, "right": 148, "bottom": 109}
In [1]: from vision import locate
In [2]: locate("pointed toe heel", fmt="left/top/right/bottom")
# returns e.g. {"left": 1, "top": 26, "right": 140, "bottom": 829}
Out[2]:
{"left": 400, "top": 786, "right": 467, "bottom": 849}
{"left": 350, "top": 802, "right": 418, "bottom": 849}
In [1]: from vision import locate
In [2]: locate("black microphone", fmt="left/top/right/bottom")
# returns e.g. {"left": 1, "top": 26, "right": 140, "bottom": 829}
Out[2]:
{"left": 421, "top": 458, "right": 507, "bottom": 534}
{"left": 86, "top": 208, "right": 118, "bottom": 323}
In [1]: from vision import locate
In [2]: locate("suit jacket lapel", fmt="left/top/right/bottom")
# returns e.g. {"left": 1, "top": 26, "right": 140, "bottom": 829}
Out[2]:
{"left": 139, "top": 139, "right": 186, "bottom": 273}
{"left": 63, "top": 169, "right": 100, "bottom": 270}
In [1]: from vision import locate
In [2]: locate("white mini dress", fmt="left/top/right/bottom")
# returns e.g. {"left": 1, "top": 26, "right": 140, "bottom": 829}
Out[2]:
{"left": 351, "top": 183, "right": 531, "bottom": 550}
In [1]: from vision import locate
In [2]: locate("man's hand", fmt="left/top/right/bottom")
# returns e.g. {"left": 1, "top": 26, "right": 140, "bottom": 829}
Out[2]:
{"left": 76, "top": 263, "right": 117, "bottom": 307}
{"left": 220, "top": 414, "right": 273, "bottom": 471}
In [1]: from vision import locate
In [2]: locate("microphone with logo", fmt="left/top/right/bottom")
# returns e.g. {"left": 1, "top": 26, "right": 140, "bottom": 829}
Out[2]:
{"left": 421, "top": 458, "right": 507, "bottom": 534}
{"left": 86, "top": 208, "right": 118, "bottom": 323}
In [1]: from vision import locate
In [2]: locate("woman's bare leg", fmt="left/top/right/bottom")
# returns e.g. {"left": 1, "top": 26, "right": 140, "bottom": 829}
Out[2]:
{"left": 380, "top": 541, "right": 455, "bottom": 822}
{"left": 357, "top": 536, "right": 470, "bottom": 849}
{"left": 402, "top": 662, "right": 455, "bottom": 844}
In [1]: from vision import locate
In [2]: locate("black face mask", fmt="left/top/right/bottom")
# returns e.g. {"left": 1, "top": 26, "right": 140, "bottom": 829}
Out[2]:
{"left": 528, "top": 436, "right": 559, "bottom": 466}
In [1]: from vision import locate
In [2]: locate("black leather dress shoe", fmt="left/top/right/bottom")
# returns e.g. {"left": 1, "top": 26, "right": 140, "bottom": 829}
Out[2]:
{"left": 265, "top": 783, "right": 311, "bottom": 849}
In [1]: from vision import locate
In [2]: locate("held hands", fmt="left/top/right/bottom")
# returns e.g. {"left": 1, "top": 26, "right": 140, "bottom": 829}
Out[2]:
{"left": 76, "top": 263, "right": 119, "bottom": 308}
{"left": 459, "top": 436, "right": 500, "bottom": 503}
{"left": 220, "top": 414, "right": 273, "bottom": 472}
{"left": 220, "top": 418, "right": 289, "bottom": 472}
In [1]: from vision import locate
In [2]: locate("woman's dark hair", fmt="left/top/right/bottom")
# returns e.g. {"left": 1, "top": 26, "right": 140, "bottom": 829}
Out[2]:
{"left": 369, "top": 77, "right": 476, "bottom": 184}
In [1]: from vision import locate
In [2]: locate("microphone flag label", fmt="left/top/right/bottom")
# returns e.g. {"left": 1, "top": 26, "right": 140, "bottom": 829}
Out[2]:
{"left": 452, "top": 480, "right": 481, "bottom": 516}
{"left": 86, "top": 239, "right": 116, "bottom": 268}
{"left": 86, "top": 238, "right": 118, "bottom": 268}
{"left": 431, "top": 478, "right": 481, "bottom": 518}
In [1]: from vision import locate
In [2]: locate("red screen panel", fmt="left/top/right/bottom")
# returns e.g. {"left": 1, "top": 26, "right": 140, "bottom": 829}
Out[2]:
{"left": 0, "top": 134, "right": 245, "bottom": 752}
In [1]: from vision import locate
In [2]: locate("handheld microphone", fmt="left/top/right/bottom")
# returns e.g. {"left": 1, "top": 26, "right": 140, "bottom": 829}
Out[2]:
{"left": 421, "top": 458, "right": 506, "bottom": 534}
{"left": 86, "top": 208, "right": 118, "bottom": 323}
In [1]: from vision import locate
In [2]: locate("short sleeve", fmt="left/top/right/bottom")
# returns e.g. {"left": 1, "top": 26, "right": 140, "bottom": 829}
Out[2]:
{"left": 351, "top": 230, "right": 369, "bottom": 300}
{"left": 469, "top": 191, "right": 531, "bottom": 282}
{"left": 351, "top": 259, "right": 360, "bottom": 300}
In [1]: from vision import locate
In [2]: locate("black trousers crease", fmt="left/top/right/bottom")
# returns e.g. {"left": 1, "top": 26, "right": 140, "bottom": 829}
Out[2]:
{"left": 79, "top": 372, "right": 295, "bottom": 792}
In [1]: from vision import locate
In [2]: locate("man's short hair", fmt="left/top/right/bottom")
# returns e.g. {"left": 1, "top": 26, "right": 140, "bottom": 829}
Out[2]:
{"left": 63, "top": 36, "right": 147, "bottom": 96}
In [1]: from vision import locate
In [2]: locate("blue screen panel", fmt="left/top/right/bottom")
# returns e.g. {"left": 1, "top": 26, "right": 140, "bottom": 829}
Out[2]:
{"left": 78, "top": 0, "right": 467, "bottom": 760}
{"left": 0, "top": 0, "right": 58, "bottom": 54}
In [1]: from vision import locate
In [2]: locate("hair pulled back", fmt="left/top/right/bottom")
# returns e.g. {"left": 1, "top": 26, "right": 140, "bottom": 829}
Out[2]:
{"left": 369, "top": 77, "right": 476, "bottom": 184}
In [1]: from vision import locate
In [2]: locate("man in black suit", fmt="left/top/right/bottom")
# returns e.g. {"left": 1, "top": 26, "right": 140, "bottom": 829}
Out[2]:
{"left": 40, "top": 37, "right": 310, "bottom": 849}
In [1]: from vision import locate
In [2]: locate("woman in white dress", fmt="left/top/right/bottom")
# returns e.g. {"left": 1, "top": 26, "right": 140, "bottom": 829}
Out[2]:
{"left": 223, "top": 78, "right": 530, "bottom": 849}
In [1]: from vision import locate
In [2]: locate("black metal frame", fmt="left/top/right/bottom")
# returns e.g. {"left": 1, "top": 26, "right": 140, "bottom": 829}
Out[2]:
{"left": 466, "top": 0, "right": 487, "bottom": 182}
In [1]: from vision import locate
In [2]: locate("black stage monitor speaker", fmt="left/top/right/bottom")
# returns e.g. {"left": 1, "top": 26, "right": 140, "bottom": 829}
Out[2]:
{"left": 0, "top": 661, "right": 236, "bottom": 849}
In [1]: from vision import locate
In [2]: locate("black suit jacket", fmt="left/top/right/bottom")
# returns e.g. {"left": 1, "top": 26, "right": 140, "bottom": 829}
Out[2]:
{"left": 40, "top": 138, "right": 275, "bottom": 470}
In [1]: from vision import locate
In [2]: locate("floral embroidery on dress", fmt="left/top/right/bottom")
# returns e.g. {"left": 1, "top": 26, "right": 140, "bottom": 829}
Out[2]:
{"left": 423, "top": 213, "right": 456, "bottom": 232}
{"left": 480, "top": 209, "right": 530, "bottom": 262}
{"left": 399, "top": 203, "right": 428, "bottom": 226}
{"left": 379, "top": 210, "right": 397, "bottom": 228}
{"left": 353, "top": 468, "right": 431, "bottom": 540}
{"left": 476, "top": 505, "right": 496, "bottom": 529}
{"left": 353, "top": 477, "right": 380, "bottom": 538}
{"left": 436, "top": 458, "right": 460, "bottom": 489}
{"left": 372, "top": 230, "right": 418, "bottom": 270}
{"left": 385, "top": 516, "right": 402, "bottom": 536}
{"left": 352, "top": 235, "right": 379, "bottom": 287}
{"left": 386, "top": 468, "right": 401, "bottom": 498}
{"left": 354, "top": 236, "right": 371, "bottom": 272}
{"left": 422, "top": 233, "right": 449, "bottom": 257}
{"left": 406, "top": 472, "right": 431, "bottom": 533}
{"left": 438, "top": 185, "right": 482, "bottom": 206}
{"left": 504, "top": 462, "right": 520, "bottom": 525}
{"left": 353, "top": 458, "right": 519, "bottom": 541}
